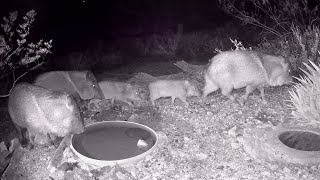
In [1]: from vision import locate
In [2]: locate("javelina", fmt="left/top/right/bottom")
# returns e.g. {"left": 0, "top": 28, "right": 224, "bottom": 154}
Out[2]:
{"left": 98, "top": 81, "right": 142, "bottom": 106}
{"left": 34, "top": 71, "right": 104, "bottom": 108}
{"left": 8, "top": 83, "right": 85, "bottom": 147}
{"left": 149, "top": 80, "right": 200, "bottom": 106}
{"left": 202, "top": 50, "right": 292, "bottom": 104}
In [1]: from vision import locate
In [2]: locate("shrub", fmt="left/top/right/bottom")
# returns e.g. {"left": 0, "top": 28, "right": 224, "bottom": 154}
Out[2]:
{"left": 178, "top": 31, "right": 212, "bottom": 58}
{"left": 256, "top": 26, "right": 320, "bottom": 73}
{"left": 0, "top": 10, "right": 52, "bottom": 96}
{"left": 218, "top": 0, "right": 320, "bottom": 38}
{"left": 133, "top": 30, "right": 181, "bottom": 58}
{"left": 147, "top": 30, "right": 180, "bottom": 57}
{"left": 219, "top": 0, "right": 320, "bottom": 73}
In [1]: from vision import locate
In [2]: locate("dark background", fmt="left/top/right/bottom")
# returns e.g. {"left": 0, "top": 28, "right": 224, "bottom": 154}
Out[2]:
{"left": 1, "top": 0, "right": 229, "bottom": 56}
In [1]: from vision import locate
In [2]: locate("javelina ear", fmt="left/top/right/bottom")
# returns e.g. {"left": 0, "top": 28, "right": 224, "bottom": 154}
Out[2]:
{"left": 85, "top": 71, "right": 98, "bottom": 83}
{"left": 65, "top": 95, "right": 75, "bottom": 111}
{"left": 85, "top": 71, "right": 105, "bottom": 99}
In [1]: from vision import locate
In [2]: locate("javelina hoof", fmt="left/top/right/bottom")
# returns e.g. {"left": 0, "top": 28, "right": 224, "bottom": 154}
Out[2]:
{"left": 201, "top": 96, "right": 209, "bottom": 104}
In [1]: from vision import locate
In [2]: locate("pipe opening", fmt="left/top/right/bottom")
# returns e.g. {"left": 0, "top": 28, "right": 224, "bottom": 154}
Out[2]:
{"left": 279, "top": 131, "right": 320, "bottom": 151}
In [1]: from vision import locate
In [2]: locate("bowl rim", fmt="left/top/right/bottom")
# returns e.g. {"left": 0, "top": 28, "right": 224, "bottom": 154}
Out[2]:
{"left": 70, "top": 121, "right": 158, "bottom": 167}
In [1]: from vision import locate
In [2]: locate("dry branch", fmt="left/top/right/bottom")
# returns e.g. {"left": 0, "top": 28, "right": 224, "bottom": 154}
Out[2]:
{"left": 173, "top": 60, "right": 204, "bottom": 73}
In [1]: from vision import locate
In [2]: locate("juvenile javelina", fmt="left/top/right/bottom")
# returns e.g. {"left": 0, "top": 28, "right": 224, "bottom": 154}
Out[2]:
{"left": 34, "top": 71, "right": 104, "bottom": 107}
{"left": 98, "top": 81, "right": 142, "bottom": 106}
{"left": 202, "top": 50, "right": 292, "bottom": 104}
{"left": 149, "top": 80, "right": 200, "bottom": 106}
{"left": 8, "top": 83, "right": 85, "bottom": 147}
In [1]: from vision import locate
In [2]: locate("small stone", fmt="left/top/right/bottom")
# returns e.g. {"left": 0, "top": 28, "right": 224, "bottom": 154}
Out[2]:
{"left": 196, "top": 153, "right": 208, "bottom": 160}
{"left": 302, "top": 175, "right": 307, "bottom": 179}
{"left": 230, "top": 142, "right": 241, "bottom": 149}
{"left": 145, "top": 155, "right": 153, "bottom": 161}
{"left": 261, "top": 171, "right": 271, "bottom": 177}
{"left": 128, "top": 114, "right": 139, "bottom": 122}
{"left": 228, "top": 126, "right": 238, "bottom": 137}
{"left": 0, "top": 142, "right": 7, "bottom": 152}
{"left": 184, "top": 136, "right": 191, "bottom": 142}
{"left": 283, "top": 167, "right": 290, "bottom": 173}
{"left": 178, "top": 151, "right": 187, "bottom": 157}
{"left": 269, "top": 164, "right": 279, "bottom": 171}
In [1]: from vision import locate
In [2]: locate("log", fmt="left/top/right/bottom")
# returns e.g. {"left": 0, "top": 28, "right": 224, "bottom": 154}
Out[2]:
{"left": 173, "top": 60, "right": 204, "bottom": 73}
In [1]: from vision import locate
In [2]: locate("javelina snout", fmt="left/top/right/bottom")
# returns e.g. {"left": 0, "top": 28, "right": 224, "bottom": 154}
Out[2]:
{"left": 186, "top": 81, "right": 201, "bottom": 97}
{"left": 125, "top": 84, "right": 143, "bottom": 101}
{"left": 267, "top": 59, "right": 293, "bottom": 86}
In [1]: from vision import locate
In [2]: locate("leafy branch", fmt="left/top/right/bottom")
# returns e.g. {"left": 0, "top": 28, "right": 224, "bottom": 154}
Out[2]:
{"left": 0, "top": 10, "right": 52, "bottom": 97}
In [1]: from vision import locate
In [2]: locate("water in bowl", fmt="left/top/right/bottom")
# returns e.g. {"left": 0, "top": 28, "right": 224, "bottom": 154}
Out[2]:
{"left": 72, "top": 126, "right": 155, "bottom": 160}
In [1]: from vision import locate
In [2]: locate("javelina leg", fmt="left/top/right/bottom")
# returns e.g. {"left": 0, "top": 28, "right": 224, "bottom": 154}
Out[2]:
{"left": 221, "top": 87, "right": 238, "bottom": 104}
{"left": 244, "top": 85, "right": 257, "bottom": 101}
{"left": 240, "top": 85, "right": 257, "bottom": 106}
{"left": 257, "top": 87, "right": 266, "bottom": 102}
{"left": 202, "top": 83, "right": 218, "bottom": 103}
{"left": 171, "top": 97, "right": 176, "bottom": 104}
{"left": 151, "top": 99, "right": 156, "bottom": 106}
{"left": 111, "top": 98, "right": 115, "bottom": 105}
{"left": 179, "top": 96, "right": 189, "bottom": 106}
{"left": 14, "top": 126, "right": 29, "bottom": 148}
{"left": 26, "top": 131, "right": 36, "bottom": 149}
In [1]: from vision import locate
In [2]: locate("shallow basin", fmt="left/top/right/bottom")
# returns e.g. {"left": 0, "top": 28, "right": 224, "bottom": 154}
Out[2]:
{"left": 70, "top": 121, "right": 158, "bottom": 167}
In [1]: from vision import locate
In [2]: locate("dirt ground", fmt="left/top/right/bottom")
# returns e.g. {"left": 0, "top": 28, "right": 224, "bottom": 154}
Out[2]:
{"left": 1, "top": 62, "right": 320, "bottom": 180}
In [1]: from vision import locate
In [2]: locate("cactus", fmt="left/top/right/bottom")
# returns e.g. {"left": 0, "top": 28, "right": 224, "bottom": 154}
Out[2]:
{"left": 289, "top": 61, "right": 320, "bottom": 126}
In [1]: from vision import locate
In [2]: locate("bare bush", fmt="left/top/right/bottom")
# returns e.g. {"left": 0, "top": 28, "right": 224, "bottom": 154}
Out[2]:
{"left": 218, "top": 0, "right": 320, "bottom": 38}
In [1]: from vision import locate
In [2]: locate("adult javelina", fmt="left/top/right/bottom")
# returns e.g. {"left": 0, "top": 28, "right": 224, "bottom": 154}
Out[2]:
{"left": 34, "top": 71, "right": 104, "bottom": 107}
{"left": 98, "top": 81, "right": 142, "bottom": 106}
{"left": 202, "top": 50, "right": 292, "bottom": 104}
{"left": 149, "top": 80, "right": 200, "bottom": 106}
{"left": 8, "top": 83, "right": 85, "bottom": 147}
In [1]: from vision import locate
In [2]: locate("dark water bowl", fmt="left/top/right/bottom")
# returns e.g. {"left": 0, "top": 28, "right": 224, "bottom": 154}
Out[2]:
{"left": 279, "top": 130, "right": 320, "bottom": 151}
{"left": 70, "top": 121, "right": 158, "bottom": 167}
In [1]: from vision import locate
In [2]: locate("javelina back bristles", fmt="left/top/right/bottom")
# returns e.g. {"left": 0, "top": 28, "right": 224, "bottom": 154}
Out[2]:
{"left": 202, "top": 50, "right": 292, "bottom": 104}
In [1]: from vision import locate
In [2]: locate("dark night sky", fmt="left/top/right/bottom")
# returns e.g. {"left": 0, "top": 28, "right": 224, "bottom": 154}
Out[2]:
{"left": 1, "top": 0, "right": 228, "bottom": 54}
